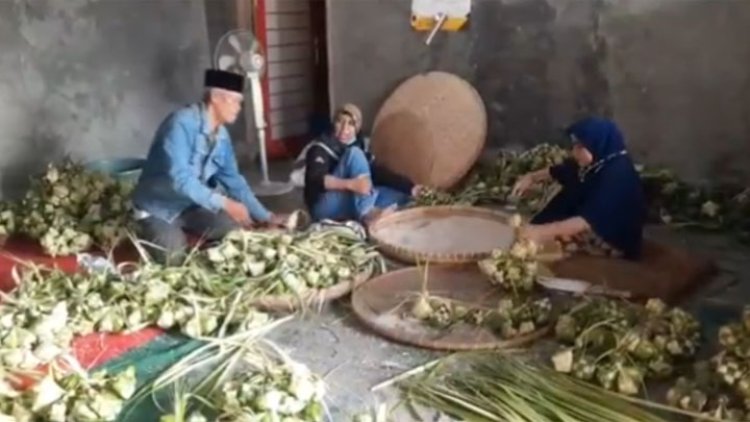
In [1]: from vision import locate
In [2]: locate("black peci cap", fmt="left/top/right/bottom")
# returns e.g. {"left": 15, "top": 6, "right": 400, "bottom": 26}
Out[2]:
{"left": 204, "top": 69, "right": 244, "bottom": 93}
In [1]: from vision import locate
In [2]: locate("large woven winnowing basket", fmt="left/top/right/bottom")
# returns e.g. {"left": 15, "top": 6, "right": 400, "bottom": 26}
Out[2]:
{"left": 370, "top": 71, "right": 487, "bottom": 189}
{"left": 351, "top": 265, "right": 550, "bottom": 351}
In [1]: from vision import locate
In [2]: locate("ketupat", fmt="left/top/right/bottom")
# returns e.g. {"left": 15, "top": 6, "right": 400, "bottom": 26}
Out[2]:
{"left": 551, "top": 298, "right": 701, "bottom": 396}
{"left": 639, "top": 166, "right": 750, "bottom": 242}
{"left": 0, "top": 225, "right": 380, "bottom": 366}
{"left": 16, "top": 160, "right": 134, "bottom": 256}
{"left": 478, "top": 239, "right": 540, "bottom": 294}
{"left": 202, "top": 227, "right": 385, "bottom": 296}
{"left": 0, "top": 365, "right": 137, "bottom": 422}
{"left": 667, "top": 306, "right": 750, "bottom": 419}
{"left": 145, "top": 325, "right": 327, "bottom": 422}
{"left": 0, "top": 261, "right": 271, "bottom": 371}
{"left": 408, "top": 294, "right": 551, "bottom": 338}
{"left": 0, "top": 202, "right": 16, "bottom": 239}
{"left": 166, "top": 363, "right": 326, "bottom": 422}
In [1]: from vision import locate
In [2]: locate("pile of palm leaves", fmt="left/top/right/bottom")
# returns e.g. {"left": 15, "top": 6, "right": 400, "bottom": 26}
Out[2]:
{"left": 412, "top": 144, "right": 567, "bottom": 213}
{"left": 401, "top": 352, "right": 675, "bottom": 422}
{"left": 129, "top": 318, "right": 328, "bottom": 422}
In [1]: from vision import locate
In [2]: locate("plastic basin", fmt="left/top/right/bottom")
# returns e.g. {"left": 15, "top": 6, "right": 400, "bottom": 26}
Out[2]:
{"left": 85, "top": 158, "right": 145, "bottom": 183}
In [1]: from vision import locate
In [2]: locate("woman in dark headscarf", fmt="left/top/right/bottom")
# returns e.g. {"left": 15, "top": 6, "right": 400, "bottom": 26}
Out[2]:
{"left": 512, "top": 117, "right": 646, "bottom": 259}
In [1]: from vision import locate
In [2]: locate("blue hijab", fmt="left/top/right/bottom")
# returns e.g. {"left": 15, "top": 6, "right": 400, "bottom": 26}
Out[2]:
{"left": 532, "top": 117, "right": 646, "bottom": 259}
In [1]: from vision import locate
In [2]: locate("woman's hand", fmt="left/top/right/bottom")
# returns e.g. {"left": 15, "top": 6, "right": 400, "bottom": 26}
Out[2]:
{"left": 511, "top": 174, "right": 535, "bottom": 198}
{"left": 518, "top": 225, "right": 542, "bottom": 243}
{"left": 347, "top": 175, "right": 372, "bottom": 195}
{"left": 519, "top": 217, "right": 590, "bottom": 244}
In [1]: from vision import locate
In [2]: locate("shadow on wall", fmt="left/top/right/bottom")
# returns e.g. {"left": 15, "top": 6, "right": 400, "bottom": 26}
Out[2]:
{"left": 599, "top": 0, "right": 750, "bottom": 183}
{"left": 0, "top": 0, "right": 210, "bottom": 200}
{"left": 2, "top": 120, "right": 66, "bottom": 200}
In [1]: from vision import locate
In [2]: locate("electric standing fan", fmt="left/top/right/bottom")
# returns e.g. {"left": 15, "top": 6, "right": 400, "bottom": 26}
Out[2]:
{"left": 214, "top": 29, "right": 293, "bottom": 197}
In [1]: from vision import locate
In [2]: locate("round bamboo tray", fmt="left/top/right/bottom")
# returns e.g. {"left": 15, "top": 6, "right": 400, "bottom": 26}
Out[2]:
{"left": 369, "top": 205, "right": 563, "bottom": 265}
{"left": 351, "top": 265, "right": 550, "bottom": 351}
{"left": 248, "top": 267, "right": 374, "bottom": 312}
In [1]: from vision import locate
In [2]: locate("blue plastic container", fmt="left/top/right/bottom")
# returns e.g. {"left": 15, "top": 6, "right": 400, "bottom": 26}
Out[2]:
{"left": 84, "top": 158, "right": 146, "bottom": 183}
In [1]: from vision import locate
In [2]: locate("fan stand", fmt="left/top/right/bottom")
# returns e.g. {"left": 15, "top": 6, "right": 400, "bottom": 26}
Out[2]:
{"left": 247, "top": 73, "right": 294, "bottom": 197}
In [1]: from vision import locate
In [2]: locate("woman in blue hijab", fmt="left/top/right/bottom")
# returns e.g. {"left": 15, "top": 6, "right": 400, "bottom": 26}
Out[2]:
{"left": 512, "top": 117, "right": 646, "bottom": 259}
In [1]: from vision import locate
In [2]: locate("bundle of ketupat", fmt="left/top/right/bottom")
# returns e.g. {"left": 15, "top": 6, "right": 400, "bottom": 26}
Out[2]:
{"left": 551, "top": 298, "right": 701, "bottom": 396}
{"left": 639, "top": 166, "right": 750, "bottom": 242}
{"left": 205, "top": 361, "right": 325, "bottom": 421}
{"left": 477, "top": 214, "right": 539, "bottom": 295}
{"left": 145, "top": 321, "right": 327, "bottom": 422}
{"left": 162, "top": 361, "right": 327, "bottom": 422}
{"left": 477, "top": 239, "right": 539, "bottom": 294}
{"left": 409, "top": 293, "right": 552, "bottom": 339}
{"left": 0, "top": 202, "right": 15, "bottom": 240}
{"left": 10, "top": 160, "right": 134, "bottom": 256}
{"left": 0, "top": 365, "right": 137, "bottom": 422}
{"left": 202, "top": 227, "right": 385, "bottom": 296}
{"left": 0, "top": 259, "right": 273, "bottom": 373}
{"left": 666, "top": 306, "right": 750, "bottom": 420}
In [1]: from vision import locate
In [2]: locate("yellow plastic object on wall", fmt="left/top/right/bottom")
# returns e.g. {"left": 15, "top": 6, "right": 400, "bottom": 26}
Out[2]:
{"left": 411, "top": 0, "right": 470, "bottom": 32}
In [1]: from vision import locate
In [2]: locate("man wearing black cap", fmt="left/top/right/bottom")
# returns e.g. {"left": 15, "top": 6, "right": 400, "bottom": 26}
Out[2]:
{"left": 132, "top": 69, "right": 284, "bottom": 264}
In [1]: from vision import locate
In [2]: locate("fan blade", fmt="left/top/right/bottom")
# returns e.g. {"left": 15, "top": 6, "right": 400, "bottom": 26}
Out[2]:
{"left": 218, "top": 55, "right": 237, "bottom": 71}
{"left": 228, "top": 34, "right": 243, "bottom": 54}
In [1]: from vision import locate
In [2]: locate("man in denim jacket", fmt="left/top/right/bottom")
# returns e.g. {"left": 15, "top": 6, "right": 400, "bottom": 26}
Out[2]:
{"left": 132, "top": 69, "right": 283, "bottom": 264}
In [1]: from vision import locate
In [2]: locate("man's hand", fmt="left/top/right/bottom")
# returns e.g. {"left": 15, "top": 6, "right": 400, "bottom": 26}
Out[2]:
{"left": 224, "top": 198, "right": 252, "bottom": 227}
{"left": 411, "top": 184, "right": 427, "bottom": 197}
{"left": 268, "top": 213, "right": 287, "bottom": 227}
{"left": 347, "top": 175, "right": 372, "bottom": 195}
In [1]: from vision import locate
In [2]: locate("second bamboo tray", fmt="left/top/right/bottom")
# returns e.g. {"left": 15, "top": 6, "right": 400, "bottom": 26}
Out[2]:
{"left": 368, "top": 205, "right": 562, "bottom": 265}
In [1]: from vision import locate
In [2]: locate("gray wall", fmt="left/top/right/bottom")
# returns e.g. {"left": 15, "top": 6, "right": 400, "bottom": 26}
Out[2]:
{"left": 0, "top": 0, "right": 211, "bottom": 198}
{"left": 327, "top": 0, "right": 750, "bottom": 184}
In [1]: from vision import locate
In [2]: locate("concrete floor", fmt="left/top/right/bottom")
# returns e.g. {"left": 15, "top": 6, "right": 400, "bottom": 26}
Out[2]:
{"left": 243, "top": 160, "right": 750, "bottom": 421}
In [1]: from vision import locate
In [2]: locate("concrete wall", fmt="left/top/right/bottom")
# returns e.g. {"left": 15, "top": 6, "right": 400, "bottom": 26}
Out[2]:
{"left": 327, "top": 0, "right": 750, "bottom": 184}
{"left": 0, "top": 0, "right": 211, "bottom": 198}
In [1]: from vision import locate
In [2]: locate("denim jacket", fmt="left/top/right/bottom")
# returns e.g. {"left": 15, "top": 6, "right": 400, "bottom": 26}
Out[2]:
{"left": 132, "top": 103, "right": 271, "bottom": 223}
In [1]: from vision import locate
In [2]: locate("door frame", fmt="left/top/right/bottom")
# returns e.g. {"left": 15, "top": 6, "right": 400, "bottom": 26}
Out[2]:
{"left": 246, "top": 0, "right": 328, "bottom": 160}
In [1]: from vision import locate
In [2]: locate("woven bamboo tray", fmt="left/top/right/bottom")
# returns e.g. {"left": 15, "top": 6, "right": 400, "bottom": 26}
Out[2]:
{"left": 370, "top": 71, "right": 487, "bottom": 189}
{"left": 368, "top": 205, "right": 563, "bottom": 265}
{"left": 248, "top": 267, "right": 373, "bottom": 312}
{"left": 351, "top": 265, "right": 550, "bottom": 351}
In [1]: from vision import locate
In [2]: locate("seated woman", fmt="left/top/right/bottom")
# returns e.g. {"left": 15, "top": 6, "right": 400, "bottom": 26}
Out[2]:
{"left": 512, "top": 117, "right": 646, "bottom": 259}
{"left": 301, "top": 104, "right": 422, "bottom": 224}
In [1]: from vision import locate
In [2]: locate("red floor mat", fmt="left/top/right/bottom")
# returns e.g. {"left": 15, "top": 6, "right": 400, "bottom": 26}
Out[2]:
{"left": 0, "top": 237, "right": 163, "bottom": 370}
